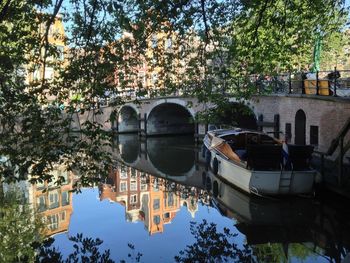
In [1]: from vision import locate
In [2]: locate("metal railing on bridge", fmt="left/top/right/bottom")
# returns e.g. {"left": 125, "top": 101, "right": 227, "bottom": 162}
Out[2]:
{"left": 98, "top": 68, "right": 350, "bottom": 105}
{"left": 253, "top": 69, "right": 350, "bottom": 97}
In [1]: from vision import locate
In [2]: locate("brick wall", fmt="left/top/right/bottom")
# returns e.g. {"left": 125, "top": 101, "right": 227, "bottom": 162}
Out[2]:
{"left": 252, "top": 95, "right": 350, "bottom": 159}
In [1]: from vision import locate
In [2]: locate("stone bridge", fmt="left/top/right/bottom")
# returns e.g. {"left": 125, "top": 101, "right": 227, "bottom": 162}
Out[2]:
{"left": 71, "top": 94, "right": 350, "bottom": 156}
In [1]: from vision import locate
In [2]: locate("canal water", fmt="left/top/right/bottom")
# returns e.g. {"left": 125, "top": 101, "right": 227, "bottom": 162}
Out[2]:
{"left": 1, "top": 135, "right": 350, "bottom": 262}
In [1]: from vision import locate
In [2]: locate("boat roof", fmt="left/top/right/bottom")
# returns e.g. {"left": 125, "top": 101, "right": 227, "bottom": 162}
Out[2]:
{"left": 208, "top": 128, "right": 266, "bottom": 138}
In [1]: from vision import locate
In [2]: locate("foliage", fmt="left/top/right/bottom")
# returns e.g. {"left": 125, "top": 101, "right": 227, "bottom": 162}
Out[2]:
{"left": 0, "top": 0, "right": 348, "bottom": 188}
{"left": 321, "top": 30, "right": 350, "bottom": 70}
{"left": 175, "top": 219, "right": 255, "bottom": 263}
{"left": 0, "top": 185, "right": 45, "bottom": 263}
{"left": 231, "top": 0, "right": 348, "bottom": 75}
{"left": 196, "top": 102, "right": 257, "bottom": 129}
{"left": 0, "top": 0, "right": 116, "bottom": 188}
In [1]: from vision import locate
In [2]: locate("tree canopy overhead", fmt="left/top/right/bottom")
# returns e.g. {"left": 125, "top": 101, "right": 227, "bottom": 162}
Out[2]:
{"left": 0, "top": 0, "right": 348, "bottom": 187}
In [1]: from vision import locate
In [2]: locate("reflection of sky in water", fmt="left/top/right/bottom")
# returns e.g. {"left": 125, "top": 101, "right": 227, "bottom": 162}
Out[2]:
{"left": 43, "top": 134, "right": 349, "bottom": 263}
{"left": 51, "top": 188, "right": 333, "bottom": 263}
{"left": 53, "top": 188, "right": 241, "bottom": 262}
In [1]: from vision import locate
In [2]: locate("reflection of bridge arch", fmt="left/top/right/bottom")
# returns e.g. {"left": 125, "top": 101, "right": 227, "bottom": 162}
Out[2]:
{"left": 146, "top": 137, "right": 195, "bottom": 177}
{"left": 116, "top": 135, "right": 140, "bottom": 165}
{"left": 117, "top": 105, "right": 139, "bottom": 133}
{"left": 118, "top": 152, "right": 196, "bottom": 182}
{"left": 116, "top": 135, "right": 199, "bottom": 183}
{"left": 147, "top": 102, "right": 195, "bottom": 135}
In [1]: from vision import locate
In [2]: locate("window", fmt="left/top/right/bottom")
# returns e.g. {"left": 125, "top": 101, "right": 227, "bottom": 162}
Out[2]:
{"left": 130, "top": 180, "right": 137, "bottom": 191}
{"left": 37, "top": 195, "right": 47, "bottom": 212}
{"left": 153, "top": 199, "right": 160, "bottom": 210}
{"left": 61, "top": 191, "right": 69, "bottom": 206}
{"left": 47, "top": 214, "right": 59, "bottom": 230}
{"left": 151, "top": 35, "right": 157, "bottom": 48}
{"left": 131, "top": 168, "right": 136, "bottom": 178}
{"left": 310, "top": 125, "right": 319, "bottom": 146}
{"left": 58, "top": 170, "right": 69, "bottom": 184}
{"left": 130, "top": 194, "right": 137, "bottom": 204}
{"left": 153, "top": 215, "right": 160, "bottom": 225}
{"left": 33, "top": 65, "right": 41, "bottom": 81}
{"left": 49, "top": 191, "right": 59, "bottom": 209}
{"left": 151, "top": 73, "right": 158, "bottom": 85}
{"left": 36, "top": 179, "right": 45, "bottom": 190}
{"left": 151, "top": 57, "right": 157, "bottom": 65}
{"left": 152, "top": 180, "right": 159, "bottom": 191}
{"left": 141, "top": 182, "right": 148, "bottom": 191}
{"left": 51, "top": 169, "right": 69, "bottom": 185}
{"left": 48, "top": 24, "right": 54, "bottom": 36}
{"left": 56, "top": 45, "right": 64, "bottom": 60}
{"left": 120, "top": 182, "right": 127, "bottom": 192}
{"left": 167, "top": 193, "right": 174, "bottom": 207}
{"left": 60, "top": 211, "right": 66, "bottom": 221}
{"left": 120, "top": 165, "right": 128, "bottom": 179}
{"left": 165, "top": 38, "right": 172, "bottom": 50}
{"left": 44, "top": 67, "right": 54, "bottom": 80}
{"left": 164, "top": 212, "right": 170, "bottom": 219}
{"left": 138, "top": 72, "right": 146, "bottom": 85}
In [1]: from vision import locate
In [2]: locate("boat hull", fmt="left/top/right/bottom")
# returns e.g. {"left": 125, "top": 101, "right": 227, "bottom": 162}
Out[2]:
{"left": 205, "top": 143, "right": 315, "bottom": 196}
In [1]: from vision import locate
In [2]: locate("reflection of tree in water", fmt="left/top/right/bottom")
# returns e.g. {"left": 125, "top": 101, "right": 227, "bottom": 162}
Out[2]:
{"left": 0, "top": 187, "right": 45, "bottom": 263}
{"left": 175, "top": 219, "right": 255, "bottom": 263}
{"left": 36, "top": 234, "right": 115, "bottom": 263}
{"left": 174, "top": 219, "right": 338, "bottom": 263}
{"left": 0, "top": 185, "right": 116, "bottom": 263}
{"left": 252, "top": 243, "right": 319, "bottom": 263}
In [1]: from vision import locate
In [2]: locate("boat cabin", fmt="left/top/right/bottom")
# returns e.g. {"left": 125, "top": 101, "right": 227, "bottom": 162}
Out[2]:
{"left": 214, "top": 130, "right": 313, "bottom": 171}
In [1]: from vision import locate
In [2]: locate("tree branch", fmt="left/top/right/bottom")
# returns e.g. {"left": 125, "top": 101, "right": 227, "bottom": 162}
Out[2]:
{"left": 0, "top": 0, "right": 11, "bottom": 23}
{"left": 253, "top": 0, "right": 271, "bottom": 46}
{"left": 41, "top": 0, "right": 64, "bottom": 87}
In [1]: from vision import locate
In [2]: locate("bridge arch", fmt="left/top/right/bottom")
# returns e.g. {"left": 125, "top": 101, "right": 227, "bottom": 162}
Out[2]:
{"left": 147, "top": 102, "right": 195, "bottom": 135}
{"left": 149, "top": 98, "right": 196, "bottom": 118}
{"left": 117, "top": 105, "right": 139, "bottom": 133}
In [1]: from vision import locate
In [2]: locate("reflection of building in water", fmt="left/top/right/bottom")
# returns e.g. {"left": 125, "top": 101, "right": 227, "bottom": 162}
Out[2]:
{"left": 99, "top": 165, "right": 147, "bottom": 222}
{"left": 147, "top": 177, "right": 180, "bottom": 235}
{"left": 31, "top": 167, "right": 74, "bottom": 236}
{"left": 180, "top": 187, "right": 200, "bottom": 218}
{"left": 99, "top": 165, "right": 203, "bottom": 235}
{"left": 2, "top": 166, "right": 74, "bottom": 236}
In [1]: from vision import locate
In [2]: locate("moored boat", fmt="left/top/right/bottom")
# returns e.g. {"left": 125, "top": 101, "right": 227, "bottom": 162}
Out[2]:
{"left": 203, "top": 128, "right": 316, "bottom": 196}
